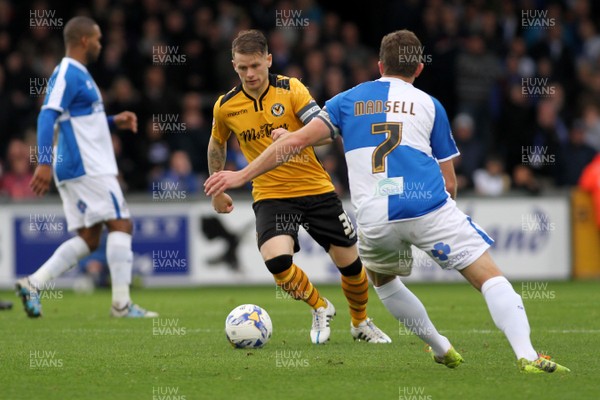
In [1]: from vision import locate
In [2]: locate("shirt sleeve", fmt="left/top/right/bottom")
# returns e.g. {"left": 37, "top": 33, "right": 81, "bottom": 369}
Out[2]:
{"left": 36, "top": 108, "right": 61, "bottom": 165}
{"left": 210, "top": 97, "right": 232, "bottom": 145}
{"left": 290, "top": 78, "right": 321, "bottom": 125}
{"left": 41, "top": 62, "right": 78, "bottom": 113}
{"left": 320, "top": 94, "right": 343, "bottom": 138}
{"left": 429, "top": 96, "right": 459, "bottom": 162}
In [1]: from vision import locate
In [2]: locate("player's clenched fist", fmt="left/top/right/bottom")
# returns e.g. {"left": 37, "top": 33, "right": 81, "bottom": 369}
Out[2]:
{"left": 114, "top": 111, "right": 138, "bottom": 133}
{"left": 30, "top": 164, "right": 53, "bottom": 196}
{"left": 210, "top": 192, "right": 235, "bottom": 213}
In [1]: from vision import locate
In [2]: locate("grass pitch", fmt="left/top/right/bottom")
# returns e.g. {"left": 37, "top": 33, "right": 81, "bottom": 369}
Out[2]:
{"left": 1, "top": 281, "right": 598, "bottom": 399}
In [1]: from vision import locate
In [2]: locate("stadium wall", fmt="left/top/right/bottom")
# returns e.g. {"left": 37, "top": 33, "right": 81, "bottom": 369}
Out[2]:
{"left": 0, "top": 196, "right": 571, "bottom": 288}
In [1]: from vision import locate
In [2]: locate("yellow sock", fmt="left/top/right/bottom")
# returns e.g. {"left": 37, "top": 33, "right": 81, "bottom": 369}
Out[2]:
{"left": 274, "top": 263, "right": 326, "bottom": 310}
{"left": 341, "top": 268, "right": 369, "bottom": 327}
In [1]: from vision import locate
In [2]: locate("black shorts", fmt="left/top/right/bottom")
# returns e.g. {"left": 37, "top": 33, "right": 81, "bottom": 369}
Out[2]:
{"left": 252, "top": 192, "right": 357, "bottom": 253}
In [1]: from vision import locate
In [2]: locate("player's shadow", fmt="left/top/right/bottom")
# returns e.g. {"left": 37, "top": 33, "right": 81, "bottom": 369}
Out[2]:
{"left": 200, "top": 216, "right": 254, "bottom": 272}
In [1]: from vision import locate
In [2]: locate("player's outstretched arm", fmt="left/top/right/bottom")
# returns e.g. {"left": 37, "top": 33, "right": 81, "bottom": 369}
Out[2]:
{"left": 272, "top": 127, "right": 333, "bottom": 146}
{"left": 204, "top": 118, "right": 331, "bottom": 197}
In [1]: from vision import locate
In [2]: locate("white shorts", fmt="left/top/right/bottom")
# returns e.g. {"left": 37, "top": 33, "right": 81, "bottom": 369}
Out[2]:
{"left": 56, "top": 175, "right": 131, "bottom": 232}
{"left": 357, "top": 199, "right": 493, "bottom": 276}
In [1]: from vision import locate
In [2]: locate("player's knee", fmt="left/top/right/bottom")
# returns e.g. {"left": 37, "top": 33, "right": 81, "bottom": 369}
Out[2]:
{"left": 265, "top": 254, "right": 293, "bottom": 275}
{"left": 337, "top": 257, "right": 363, "bottom": 276}
{"left": 81, "top": 235, "right": 100, "bottom": 252}
{"left": 106, "top": 218, "right": 133, "bottom": 234}
{"left": 367, "top": 269, "right": 396, "bottom": 287}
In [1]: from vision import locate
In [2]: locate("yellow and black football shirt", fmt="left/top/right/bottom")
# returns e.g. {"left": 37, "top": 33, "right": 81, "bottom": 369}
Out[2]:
{"left": 212, "top": 74, "right": 335, "bottom": 201}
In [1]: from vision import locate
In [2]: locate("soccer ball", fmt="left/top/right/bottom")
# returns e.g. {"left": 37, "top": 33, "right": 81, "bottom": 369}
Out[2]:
{"left": 225, "top": 304, "right": 272, "bottom": 349}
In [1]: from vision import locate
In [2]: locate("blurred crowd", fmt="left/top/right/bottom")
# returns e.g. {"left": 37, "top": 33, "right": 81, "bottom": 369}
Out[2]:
{"left": 1, "top": 0, "right": 600, "bottom": 200}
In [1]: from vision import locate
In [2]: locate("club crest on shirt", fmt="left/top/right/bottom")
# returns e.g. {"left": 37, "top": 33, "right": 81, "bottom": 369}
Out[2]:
{"left": 77, "top": 199, "right": 87, "bottom": 214}
{"left": 271, "top": 103, "right": 285, "bottom": 117}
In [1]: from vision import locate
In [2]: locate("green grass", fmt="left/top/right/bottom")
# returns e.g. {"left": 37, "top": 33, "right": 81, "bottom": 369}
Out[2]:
{"left": 1, "top": 281, "right": 598, "bottom": 399}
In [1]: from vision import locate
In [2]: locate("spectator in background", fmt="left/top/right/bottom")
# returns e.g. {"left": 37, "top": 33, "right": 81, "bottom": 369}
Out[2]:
{"left": 531, "top": 22, "right": 577, "bottom": 99}
{"left": 174, "top": 92, "right": 211, "bottom": 179}
{"left": 152, "top": 150, "right": 199, "bottom": 195}
{"left": 111, "top": 133, "right": 130, "bottom": 192}
{"left": 497, "top": 83, "right": 535, "bottom": 174}
{"left": 556, "top": 120, "right": 597, "bottom": 186}
{"left": 139, "top": 66, "right": 180, "bottom": 130}
{"left": 0, "top": 139, "right": 36, "bottom": 199}
{"left": 283, "top": 63, "right": 304, "bottom": 82}
{"left": 1, "top": 0, "right": 600, "bottom": 196}
{"left": 531, "top": 97, "right": 568, "bottom": 178}
{"left": 511, "top": 164, "right": 542, "bottom": 196}
{"left": 323, "top": 66, "right": 346, "bottom": 102}
{"left": 582, "top": 101, "right": 600, "bottom": 152}
{"left": 107, "top": 76, "right": 144, "bottom": 190}
{"left": 340, "top": 21, "right": 373, "bottom": 69}
{"left": 473, "top": 154, "right": 511, "bottom": 197}
{"left": 185, "top": 39, "right": 212, "bottom": 91}
{"left": 303, "top": 49, "right": 326, "bottom": 104}
{"left": 269, "top": 29, "right": 293, "bottom": 73}
{"left": 452, "top": 113, "right": 483, "bottom": 190}
{"left": 143, "top": 118, "right": 171, "bottom": 186}
{"left": 455, "top": 32, "right": 502, "bottom": 152}
{"left": 321, "top": 12, "right": 341, "bottom": 44}
{"left": 577, "top": 18, "right": 600, "bottom": 64}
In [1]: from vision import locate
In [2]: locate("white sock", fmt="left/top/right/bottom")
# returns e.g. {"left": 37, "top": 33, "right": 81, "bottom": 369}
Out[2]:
{"left": 106, "top": 231, "right": 133, "bottom": 309}
{"left": 481, "top": 276, "right": 538, "bottom": 361}
{"left": 375, "top": 277, "right": 451, "bottom": 357}
{"left": 29, "top": 236, "right": 90, "bottom": 290}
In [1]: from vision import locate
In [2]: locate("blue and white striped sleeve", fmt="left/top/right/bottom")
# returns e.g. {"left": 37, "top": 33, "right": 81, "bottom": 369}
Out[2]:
{"left": 42, "top": 62, "right": 77, "bottom": 113}
{"left": 429, "top": 96, "right": 459, "bottom": 162}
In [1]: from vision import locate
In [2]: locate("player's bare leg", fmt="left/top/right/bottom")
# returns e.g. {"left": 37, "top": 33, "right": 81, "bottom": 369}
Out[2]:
{"left": 106, "top": 218, "right": 157, "bottom": 318}
{"left": 368, "top": 269, "right": 461, "bottom": 366}
{"left": 330, "top": 245, "right": 391, "bottom": 343}
{"left": 261, "top": 235, "right": 333, "bottom": 343}
{"left": 460, "top": 251, "right": 569, "bottom": 372}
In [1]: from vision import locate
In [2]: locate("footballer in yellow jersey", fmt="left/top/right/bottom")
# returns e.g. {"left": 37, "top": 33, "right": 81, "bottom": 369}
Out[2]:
{"left": 212, "top": 73, "right": 334, "bottom": 201}
{"left": 207, "top": 29, "right": 391, "bottom": 344}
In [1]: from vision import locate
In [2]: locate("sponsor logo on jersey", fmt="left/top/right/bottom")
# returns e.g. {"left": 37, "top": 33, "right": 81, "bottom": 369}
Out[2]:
{"left": 226, "top": 109, "right": 248, "bottom": 117}
{"left": 238, "top": 123, "right": 288, "bottom": 143}
{"left": 375, "top": 177, "right": 404, "bottom": 196}
{"left": 271, "top": 103, "right": 285, "bottom": 117}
